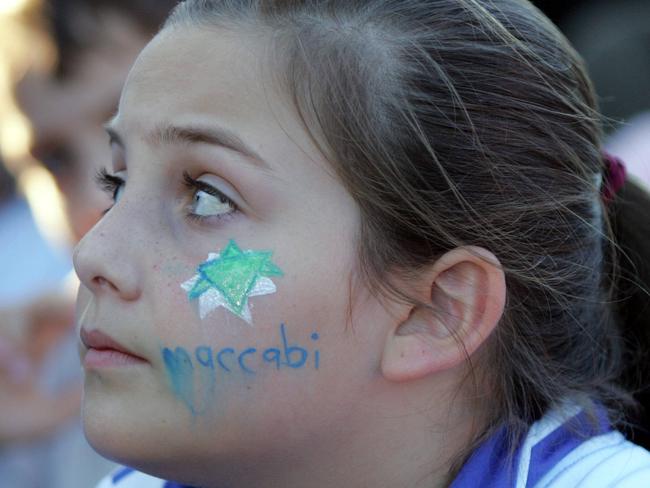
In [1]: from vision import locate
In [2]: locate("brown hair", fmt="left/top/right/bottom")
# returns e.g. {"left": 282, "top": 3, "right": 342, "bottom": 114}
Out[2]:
{"left": 612, "top": 179, "right": 650, "bottom": 447}
{"left": 165, "top": 0, "right": 650, "bottom": 463}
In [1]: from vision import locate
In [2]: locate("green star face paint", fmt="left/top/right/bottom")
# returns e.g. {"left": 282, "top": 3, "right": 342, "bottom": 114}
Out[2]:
{"left": 181, "top": 240, "right": 284, "bottom": 324}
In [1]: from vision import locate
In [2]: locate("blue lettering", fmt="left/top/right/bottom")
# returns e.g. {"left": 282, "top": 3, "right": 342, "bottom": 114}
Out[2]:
{"left": 162, "top": 347, "right": 195, "bottom": 414}
{"left": 280, "top": 323, "right": 307, "bottom": 368}
{"left": 217, "top": 347, "right": 235, "bottom": 372}
{"left": 238, "top": 348, "right": 257, "bottom": 374}
{"left": 195, "top": 346, "right": 214, "bottom": 369}
{"left": 262, "top": 348, "right": 281, "bottom": 369}
{"left": 311, "top": 332, "right": 320, "bottom": 369}
{"left": 161, "top": 323, "right": 320, "bottom": 414}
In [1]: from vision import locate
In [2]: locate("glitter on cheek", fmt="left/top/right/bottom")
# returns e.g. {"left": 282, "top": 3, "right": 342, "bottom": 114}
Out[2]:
{"left": 181, "top": 240, "right": 283, "bottom": 325}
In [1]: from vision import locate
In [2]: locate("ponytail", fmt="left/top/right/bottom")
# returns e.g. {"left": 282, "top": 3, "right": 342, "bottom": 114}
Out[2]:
{"left": 612, "top": 178, "right": 650, "bottom": 448}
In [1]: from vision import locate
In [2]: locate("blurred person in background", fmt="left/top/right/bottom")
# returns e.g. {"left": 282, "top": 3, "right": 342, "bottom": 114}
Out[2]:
{"left": 0, "top": 5, "right": 82, "bottom": 486}
{"left": 0, "top": 1, "right": 176, "bottom": 487}
{"left": 17, "top": 0, "right": 178, "bottom": 241}
{"left": 0, "top": 157, "right": 16, "bottom": 203}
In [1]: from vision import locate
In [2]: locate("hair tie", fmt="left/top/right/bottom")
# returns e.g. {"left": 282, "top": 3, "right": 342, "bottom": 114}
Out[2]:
{"left": 602, "top": 151, "right": 627, "bottom": 203}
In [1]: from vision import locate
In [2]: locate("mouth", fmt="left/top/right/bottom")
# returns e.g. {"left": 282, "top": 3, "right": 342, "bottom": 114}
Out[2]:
{"left": 80, "top": 328, "right": 148, "bottom": 368}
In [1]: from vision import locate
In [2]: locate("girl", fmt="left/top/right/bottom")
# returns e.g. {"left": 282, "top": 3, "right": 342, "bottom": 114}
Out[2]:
{"left": 74, "top": 0, "right": 650, "bottom": 486}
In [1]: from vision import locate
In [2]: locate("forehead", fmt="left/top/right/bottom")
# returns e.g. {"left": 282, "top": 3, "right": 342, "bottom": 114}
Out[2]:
{"left": 114, "top": 24, "right": 338, "bottom": 191}
{"left": 118, "top": 25, "right": 275, "bottom": 133}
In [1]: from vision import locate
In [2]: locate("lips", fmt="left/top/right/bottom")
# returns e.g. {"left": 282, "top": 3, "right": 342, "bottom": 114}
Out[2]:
{"left": 80, "top": 328, "right": 147, "bottom": 368}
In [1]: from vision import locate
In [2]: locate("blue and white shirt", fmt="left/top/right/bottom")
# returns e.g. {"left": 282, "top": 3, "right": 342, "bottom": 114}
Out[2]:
{"left": 97, "top": 405, "right": 650, "bottom": 488}
{"left": 451, "top": 404, "right": 650, "bottom": 487}
{"left": 96, "top": 468, "right": 190, "bottom": 488}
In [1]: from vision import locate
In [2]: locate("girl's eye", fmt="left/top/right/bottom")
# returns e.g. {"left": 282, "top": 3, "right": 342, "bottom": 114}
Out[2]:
{"left": 192, "top": 189, "right": 234, "bottom": 217}
{"left": 183, "top": 171, "right": 236, "bottom": 220}
{"left": 95, "top": 169, "right": 236, "bottom": 220}
{"left": 95, "top": 168, "right": 125, "bottom": 205}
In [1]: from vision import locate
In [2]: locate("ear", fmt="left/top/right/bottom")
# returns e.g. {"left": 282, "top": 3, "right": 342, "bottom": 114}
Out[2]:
{"left": 381, "top": 246, "right": 505, "bottom": 382}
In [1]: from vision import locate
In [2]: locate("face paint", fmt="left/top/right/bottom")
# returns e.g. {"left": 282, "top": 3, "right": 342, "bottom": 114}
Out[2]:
{"left": 181, "top": 240, "right": 283, "bottom": 324}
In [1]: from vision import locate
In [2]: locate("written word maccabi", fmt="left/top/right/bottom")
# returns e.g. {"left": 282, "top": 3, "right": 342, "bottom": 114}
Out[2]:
{"left": 162, "top": 323, "right": 320, "bottom": 377}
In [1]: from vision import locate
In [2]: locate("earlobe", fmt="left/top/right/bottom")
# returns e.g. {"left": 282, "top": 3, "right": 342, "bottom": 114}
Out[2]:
{"left": 381, "top": 247, "right": 506, "bottom": 382}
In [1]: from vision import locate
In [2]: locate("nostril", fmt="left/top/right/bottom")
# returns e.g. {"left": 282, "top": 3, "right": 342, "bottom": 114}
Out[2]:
{"left": 93, "top": 276, "right": 119, "bottom": 292}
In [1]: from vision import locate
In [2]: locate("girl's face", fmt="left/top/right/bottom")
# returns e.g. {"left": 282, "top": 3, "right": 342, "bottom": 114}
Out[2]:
{"left": 74, "top": 26, "right": 395, "bottom": 483}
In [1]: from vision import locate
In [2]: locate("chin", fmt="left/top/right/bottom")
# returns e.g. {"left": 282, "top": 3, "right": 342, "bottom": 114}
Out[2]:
{"left": 82, "top": 403, "right": 218, "bottom": 485}
{"left": 81, "top": 384, "right": 225, "bottom": 484}
{"left": 83, "top": 393, "right": 143, "bottom": 464}
{"left": 82, "top": 383, "right": 169, "bottom": 465}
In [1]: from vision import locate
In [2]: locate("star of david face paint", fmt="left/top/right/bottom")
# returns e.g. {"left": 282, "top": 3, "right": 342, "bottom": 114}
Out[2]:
{"left": 72, "top": 26, "right": 394, "bottom": 482}
{"left": 181, "top": 240, "right": 283, "bottom": 323}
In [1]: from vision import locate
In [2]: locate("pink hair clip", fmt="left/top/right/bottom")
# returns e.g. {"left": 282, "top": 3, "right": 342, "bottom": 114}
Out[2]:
{"left": 602, "top": 151, "right": 627, "bottom": 203}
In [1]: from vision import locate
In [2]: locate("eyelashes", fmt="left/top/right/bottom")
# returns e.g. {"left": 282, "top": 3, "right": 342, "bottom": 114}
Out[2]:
{"left": 95, "top": 168, "right": 238, "bottom": 222}
{"left": 95, "top": 168, "right": 124, "bottom": 209}
{"left": 182, "top": 171, "right": 224, "bottom": 199}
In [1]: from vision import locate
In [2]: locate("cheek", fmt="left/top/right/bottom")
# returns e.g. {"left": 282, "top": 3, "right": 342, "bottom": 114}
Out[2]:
{"left": 146, "top": 256, "right": 338, "bottom": 406}
{"left": 148, "top": 234, "right": 361, "bottom": 373}
{"left": 273, "top": 246, "right": 356, "bottom": 326}
{"left": 158, "top": 255, "right": 195, "bottom": 293}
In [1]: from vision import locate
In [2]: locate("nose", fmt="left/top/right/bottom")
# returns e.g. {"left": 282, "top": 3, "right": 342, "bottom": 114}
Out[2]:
{"left": 73, "top": 208, "right": 143, "bottom": 302}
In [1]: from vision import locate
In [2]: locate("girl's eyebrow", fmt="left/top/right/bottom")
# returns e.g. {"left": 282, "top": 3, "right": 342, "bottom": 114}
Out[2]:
{"left": 103, "top": 121, "right": 270, "bottom": 171}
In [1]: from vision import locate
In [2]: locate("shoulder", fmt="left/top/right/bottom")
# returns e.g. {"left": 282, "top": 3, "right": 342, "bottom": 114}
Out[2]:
{"left": 533, "top": 430, "right": 650, "bottom": 487}
{"left": 451, "top": 402, "right": 650, "bottom": 488}
{"left": 95, "top": 466, "right": 191, "bottom": 488}
{"left": 518, "top": 404, "right": 650, "bottom": 487}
